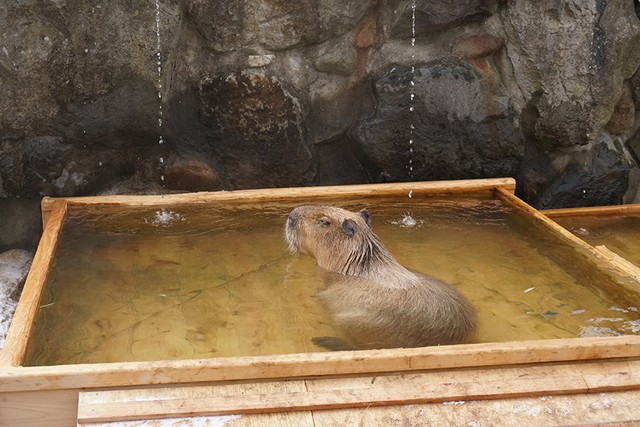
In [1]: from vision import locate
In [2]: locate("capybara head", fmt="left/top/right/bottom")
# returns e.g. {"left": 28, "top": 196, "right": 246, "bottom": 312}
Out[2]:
{"left": 285, "top": 205, "right": 394, "bottom": 275}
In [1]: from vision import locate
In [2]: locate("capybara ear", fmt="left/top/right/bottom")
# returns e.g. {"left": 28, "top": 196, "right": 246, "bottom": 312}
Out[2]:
{"left": 341, "top": 219, "right": 356, "bottom": 236}
{"left": 359, "top": 209, "right": 371, "bottom": 226}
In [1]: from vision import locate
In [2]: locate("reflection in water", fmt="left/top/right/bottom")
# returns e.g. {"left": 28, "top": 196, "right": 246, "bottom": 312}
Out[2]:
{"left": 24, "top": 198, "right": 640, "bottom": 366}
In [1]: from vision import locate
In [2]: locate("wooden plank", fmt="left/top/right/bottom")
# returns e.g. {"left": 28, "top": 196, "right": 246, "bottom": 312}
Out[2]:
{"left": 495, "top": 187, "right": 640, "bottom": 295}
{"left": 595, "top": 246, "right": 640, "bottom": 280}
{"left": 0, "top": 389, "right": 78, "bottom": 427}
{"left": 544, "top": 204, "right": 640, "bottom": 219}
{"left": 42, "top": 178, "right": 516, "bottom": 207}
{"left": 2, "top": 335, "right": 640, "bottom": 393}
{"left": 0, "top": 200, "right": 68, "bottom": 367}
{"left": 77, "top": 379, "right": 311, "bottom": 425}
{"left": 76, "top": 360, "right": 640, "bottom": 423}
{"left": 312, "top": 390, "right": 640, "bottom": 427}
{"left": 40, "top": 197, "right": 53, "bottom": 228}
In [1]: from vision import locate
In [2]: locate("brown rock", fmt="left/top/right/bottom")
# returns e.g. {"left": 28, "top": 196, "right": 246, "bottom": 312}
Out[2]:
{"left": 453, "top": 34, "right": 504, "bottom": 59}
{"left": 163, "top": 158, "right": 221, "bottom": 191}
{"left": 606, "top": 82, "right": 636, "bottom": 135}
{"left": 355, "top": 14, "right": 378, "bottom": 49}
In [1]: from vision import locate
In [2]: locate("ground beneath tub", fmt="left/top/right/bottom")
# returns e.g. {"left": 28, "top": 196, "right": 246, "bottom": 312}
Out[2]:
{"left": 0, "top": 199, "right": 41, "bottom": 350}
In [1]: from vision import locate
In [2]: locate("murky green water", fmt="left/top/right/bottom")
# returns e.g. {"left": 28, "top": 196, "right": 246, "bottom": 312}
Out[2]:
{"left": 24, "top": 197, "right": 640, "bottom": 366}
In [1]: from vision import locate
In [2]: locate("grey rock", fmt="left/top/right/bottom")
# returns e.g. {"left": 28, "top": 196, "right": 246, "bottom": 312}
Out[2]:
{"left": 0, "top": 0, "right": 638, "bottom": 209}
{"left": 521, "top": 135, "right": 636, "bottom": 209}
{"left": 501, "top": 0, "right": 640, "bottom": 148}
{"left": 391, "top": 0, "right": 499, "bottom": 38}
{"left": 355, "top": 62, "right": 522, "bottom": 182}
{"left": 199, "top": 70, "right": 313, "bottom": 188}
{"left": 0, "top": 199, "right": 42, "bottom": 252}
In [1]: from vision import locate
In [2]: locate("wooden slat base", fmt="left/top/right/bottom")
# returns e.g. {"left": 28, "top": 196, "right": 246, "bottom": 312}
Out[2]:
{"left": 77, "top": 359, "right": 640, "bottom": 424}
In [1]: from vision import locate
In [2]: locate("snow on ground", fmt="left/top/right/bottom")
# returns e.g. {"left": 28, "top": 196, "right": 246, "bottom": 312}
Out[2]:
{"left": 0, "top": 249, "right": 32, "bottom": 350}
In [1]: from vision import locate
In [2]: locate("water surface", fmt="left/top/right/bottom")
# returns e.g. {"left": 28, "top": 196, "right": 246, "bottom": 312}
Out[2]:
{"left": 24, "top": 197, "right": 640, "bottom": 366}
{"left": 553, "top": 214, "right": 640, "bottom": 267}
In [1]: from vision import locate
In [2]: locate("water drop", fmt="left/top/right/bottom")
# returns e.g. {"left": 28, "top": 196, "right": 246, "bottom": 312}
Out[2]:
{"left": 155, "top": 0, "right": 165, "bottom": 187}
{"left": 407, "top": 0, "right": 417, "bottom": 181}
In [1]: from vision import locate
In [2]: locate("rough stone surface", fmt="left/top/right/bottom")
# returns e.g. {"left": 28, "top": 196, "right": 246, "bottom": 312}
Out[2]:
{"left": 391, "top": 0, "right": 500, "bottom": 37}
{"left": 501, "top": 0, "right": 640, "bottom": 148}
{"left": 162, "top": 157, "right": 221, "bottom": 192}
{"left": 0, "top": 0, "right": 639, "bottom": 210}
{"left": 355, "top": 61, "right": 522, "bottom": 182}
{"left": 521, "top": 136, "right": 636, "bottom": 209}
{"left": 606, "top": 81, "right": 636, "bottom": 136}
{"left": 0, "top": 199, "right": 42, "bottom": 252}
{"left": 453, "top": 34, "right": 504, "bottom": 59}
{"left": 199, "top": 71, "right": 313, "bottom": 188}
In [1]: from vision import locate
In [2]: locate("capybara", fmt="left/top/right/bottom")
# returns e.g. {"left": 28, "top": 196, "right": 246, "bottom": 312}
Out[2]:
{"left": 285, "top": 205, "right": 476, "bottom": 350}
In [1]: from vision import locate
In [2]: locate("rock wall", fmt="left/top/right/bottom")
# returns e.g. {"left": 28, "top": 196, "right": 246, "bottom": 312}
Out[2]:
{"left": 1, "top": 0, "right": 640, "bottom": 208}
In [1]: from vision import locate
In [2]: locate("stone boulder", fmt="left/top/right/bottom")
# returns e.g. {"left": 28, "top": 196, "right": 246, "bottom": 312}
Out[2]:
{"left": 521, "top": 136, "right": 636, "bottom": 209}
{"left": 0, "top": 0, "right": 639, "bottom": 210}
{"left": 500, "top": 0, "right": 640, "bottom": 148}
{"left": 0, "top": 200, "right": 42, "bottom": 252}
{"left": 199, "top": 70, "right": 313, "bottom": 188}
{"left": 390, "top": 0, "right": 501, "bottom": 38}
{"left": 355, "top": 61, "right": 522, "bottom": 182}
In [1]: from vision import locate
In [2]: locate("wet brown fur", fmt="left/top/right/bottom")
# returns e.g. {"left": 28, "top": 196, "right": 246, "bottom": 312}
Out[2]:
{"left": 285, "top": 205, "right": 476, "bottom": 350}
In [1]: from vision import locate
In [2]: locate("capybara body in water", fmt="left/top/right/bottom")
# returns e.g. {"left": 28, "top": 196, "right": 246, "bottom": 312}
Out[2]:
{"left": 285, "top": 205, "right": 476, "bottom": 350}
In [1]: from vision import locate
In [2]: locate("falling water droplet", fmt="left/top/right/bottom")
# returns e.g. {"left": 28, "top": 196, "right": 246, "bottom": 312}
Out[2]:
{"left": 407, "top": 0, "right": 416, "bottom": 199}
{"left": 407, "top": 0, "right": 417, "bottom": 185}
{"left": 155, "top": 0, "right": 165, "bottom": 186}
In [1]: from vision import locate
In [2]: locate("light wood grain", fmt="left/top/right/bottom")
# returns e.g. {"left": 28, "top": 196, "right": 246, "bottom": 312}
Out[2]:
{"left": 75, "top": 360, "right": 640, "bottom": 423}
{"left": 0, "top": 389, "right": 78, "bottom": 427}
{"left": 0, "top": 200, "right": 68, "bottom": 367}
{"left": 496, "top": 187, "right": 640, "bottom": 295}
{"left": 3, "top": 335, "right": 640, "bottom": 393}
{"left": 40, "top": 178, "right": 516, "bottom": 209}
{"left": 543, "top": 204, "right": 640, "bottom": 218}
{"left": 311, "top": 390, "right": 640, "bottom": 427}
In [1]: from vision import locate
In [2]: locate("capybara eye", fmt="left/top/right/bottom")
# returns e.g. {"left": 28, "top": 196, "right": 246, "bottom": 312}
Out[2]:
{"left": 319, "top": 218, "right": 331, "bottom": 227}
